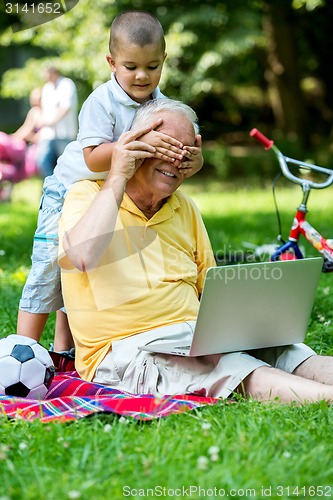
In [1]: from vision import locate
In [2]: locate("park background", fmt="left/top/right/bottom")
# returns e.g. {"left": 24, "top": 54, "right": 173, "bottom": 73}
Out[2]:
{"left": 1, "top": 1, "right": 333, "bottom": 499}
{"left": 1, "top": 0, "right": 333, "bottom": 183}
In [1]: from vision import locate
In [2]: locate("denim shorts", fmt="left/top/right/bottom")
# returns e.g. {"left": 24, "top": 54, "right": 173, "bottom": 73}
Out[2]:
{"left": 93, "top": 322, "right": 316, "bottom": 398}
{"left": 19, "top": 174, "right": 66, "bottom": 313}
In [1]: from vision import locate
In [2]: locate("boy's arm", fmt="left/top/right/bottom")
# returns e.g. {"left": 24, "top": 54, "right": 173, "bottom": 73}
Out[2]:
{"left": 83, "top": 142, "right": 119, "bottom": 172}
{"left": 61, "top": 126, "right": 156, "bottom": 271}
{"left": 78, "top": 93, "right": 118, "bottom": 173}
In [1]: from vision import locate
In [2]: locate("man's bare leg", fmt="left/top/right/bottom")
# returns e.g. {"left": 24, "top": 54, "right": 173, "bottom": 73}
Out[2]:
{"left": 293, "top": 355, "right": 333, "bottom": 385}
{"left": 240, "top": 366, "right": 333, "bottom": 404}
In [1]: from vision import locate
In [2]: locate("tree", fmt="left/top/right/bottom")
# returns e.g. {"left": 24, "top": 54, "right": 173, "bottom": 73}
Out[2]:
{"left": 0, "top": 0, "right": 265, "bottom": 135}
{"left": 0, "top": 0, "right": 332, "bottom": 146}
{"left": 262, "top": 1, "right": 309, "bottom": 143}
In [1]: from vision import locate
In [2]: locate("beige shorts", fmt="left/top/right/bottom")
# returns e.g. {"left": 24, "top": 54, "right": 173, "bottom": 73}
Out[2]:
{"left": 93, "top": 322, "right": 316, "bottom": 399}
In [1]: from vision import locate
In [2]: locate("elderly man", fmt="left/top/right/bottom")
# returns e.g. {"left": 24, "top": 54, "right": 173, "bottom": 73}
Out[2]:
{"left": 59, "top": 99, "right": 333, "bottom": 404}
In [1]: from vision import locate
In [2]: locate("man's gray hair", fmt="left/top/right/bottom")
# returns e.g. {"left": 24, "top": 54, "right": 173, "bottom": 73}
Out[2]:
{"left": 132, "top": 98, "right": 199, "bottom": 135}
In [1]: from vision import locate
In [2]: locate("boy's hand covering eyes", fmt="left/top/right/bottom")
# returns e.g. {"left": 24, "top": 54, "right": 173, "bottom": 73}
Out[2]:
{"left": 138, "top": 127, "right": 185, "bottom": 163}
{"left": 179, "top": 134, "right": 203, "bottom": 178}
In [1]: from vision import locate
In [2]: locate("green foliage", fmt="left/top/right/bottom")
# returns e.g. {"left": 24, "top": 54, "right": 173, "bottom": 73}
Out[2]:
{"left": 1, "top": 0, "right": 333, "bottom": 151}
{"left": 0, "top": 0, "right": 116, "bottom": 102}
{"left": 293, "top": 0, "right": 325, "bottom": 9}
{"left": 0, "top": 1, "right": 264, "bottom": 103}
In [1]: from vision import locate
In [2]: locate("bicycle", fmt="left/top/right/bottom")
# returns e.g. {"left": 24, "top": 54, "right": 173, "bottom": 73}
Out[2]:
{"left": 250, "top": 128, "right": 333, "bottom": 272}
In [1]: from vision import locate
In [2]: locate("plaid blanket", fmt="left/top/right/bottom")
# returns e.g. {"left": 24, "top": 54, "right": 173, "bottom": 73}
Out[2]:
{"left": 0, "top": 354, "right": 219, "bottom": 423}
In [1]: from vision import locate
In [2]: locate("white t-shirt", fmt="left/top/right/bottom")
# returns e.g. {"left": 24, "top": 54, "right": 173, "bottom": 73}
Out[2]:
{"left": 40, "top": 76, "right": 78, "bottom": 141}
{"left": 53, "top": 73, "right": 165, "bottom": 190}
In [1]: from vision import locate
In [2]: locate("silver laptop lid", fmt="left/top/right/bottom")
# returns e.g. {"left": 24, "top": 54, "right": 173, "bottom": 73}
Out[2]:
{"left": 190, "top": 258, "right": 322, "bottom": 356}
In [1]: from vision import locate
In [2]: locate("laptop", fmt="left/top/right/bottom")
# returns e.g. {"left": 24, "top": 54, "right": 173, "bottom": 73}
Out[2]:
{"left": 138, "top": 257, "right": 323, "bottom": 357}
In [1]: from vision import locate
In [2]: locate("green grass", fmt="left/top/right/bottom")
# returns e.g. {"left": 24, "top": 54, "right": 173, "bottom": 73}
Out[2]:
{"left": 1, "top": 178, "right": 333, "bottom": 499}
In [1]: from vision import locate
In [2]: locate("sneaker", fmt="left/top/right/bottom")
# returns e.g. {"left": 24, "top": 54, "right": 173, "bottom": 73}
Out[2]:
{"left": 49, "top": 343, "right": 75, "bottom": 359}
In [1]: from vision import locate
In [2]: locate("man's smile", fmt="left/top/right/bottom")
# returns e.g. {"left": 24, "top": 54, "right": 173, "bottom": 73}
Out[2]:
{"left": 157, "top": 168, "right": 177, "bottom": 178}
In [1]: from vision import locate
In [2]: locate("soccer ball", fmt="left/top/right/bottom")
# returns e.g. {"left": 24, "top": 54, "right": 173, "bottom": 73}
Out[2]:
{"left": 0, "top": 334, "right": 55, "bottom": 399}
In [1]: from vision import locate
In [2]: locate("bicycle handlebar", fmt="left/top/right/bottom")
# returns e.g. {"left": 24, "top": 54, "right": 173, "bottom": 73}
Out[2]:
{"left": 250, "top": 128, "right": 333, "bottom": 190}
{"left": 250, "top": 128, "right": 274, "bottom": 150}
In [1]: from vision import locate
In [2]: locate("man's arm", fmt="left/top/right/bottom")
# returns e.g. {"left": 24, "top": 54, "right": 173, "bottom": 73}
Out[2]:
{"left": 61, "top": 126, "right": 157, "bottom": 271}
{"left": 61, "top": 175, "right": 126, "bottom": 271}
{"left": 12, "top": 108, "right": 40, "bottom": 142}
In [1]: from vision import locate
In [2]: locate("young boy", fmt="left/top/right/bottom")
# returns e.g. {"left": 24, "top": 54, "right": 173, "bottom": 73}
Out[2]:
{"left": 17, "top": 10, "right": 203, "bottom": 354}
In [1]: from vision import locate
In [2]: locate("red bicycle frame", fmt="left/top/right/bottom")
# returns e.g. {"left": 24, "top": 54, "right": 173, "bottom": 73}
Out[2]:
{"left": 250, "top": 128, "right": 333, "bottom": 272}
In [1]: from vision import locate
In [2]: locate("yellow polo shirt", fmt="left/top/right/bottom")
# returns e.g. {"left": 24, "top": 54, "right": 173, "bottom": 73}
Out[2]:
{"left": 58, "top": 180, "right": 216, "bottom": 381}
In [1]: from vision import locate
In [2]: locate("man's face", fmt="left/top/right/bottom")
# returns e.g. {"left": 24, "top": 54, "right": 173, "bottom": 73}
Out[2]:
{"left": 130, "top": 111, "right": 196, "bottom": 198}
{"left": 107, "top": 43, "right": 166, "bottom": 104}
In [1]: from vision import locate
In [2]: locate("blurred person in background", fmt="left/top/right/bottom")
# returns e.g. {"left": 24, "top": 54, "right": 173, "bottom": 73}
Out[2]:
{"left": 0, "top": 87, "right": 43, "bottom": 201}
{"left": 37, "top": 66, "right": 78, "bottom": 178}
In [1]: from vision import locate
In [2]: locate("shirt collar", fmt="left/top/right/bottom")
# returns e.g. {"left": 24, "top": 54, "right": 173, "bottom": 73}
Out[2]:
{"left": 121, "top": 192, "right": 181, "bottom": 224}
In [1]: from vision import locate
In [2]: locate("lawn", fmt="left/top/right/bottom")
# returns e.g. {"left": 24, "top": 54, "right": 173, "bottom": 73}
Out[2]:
{"left": 1, "top": 177, "right": 333, "bottom": 500}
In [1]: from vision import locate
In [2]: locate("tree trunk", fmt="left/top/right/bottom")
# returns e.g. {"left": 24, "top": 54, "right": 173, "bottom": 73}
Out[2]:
{"left": 263, "top": 1, "right": 309, "bottom": 145}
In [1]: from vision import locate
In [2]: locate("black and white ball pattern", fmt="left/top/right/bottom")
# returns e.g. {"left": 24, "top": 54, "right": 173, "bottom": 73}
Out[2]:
{"left": 0, "top": 334, "right": 55, "bottom": 399}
